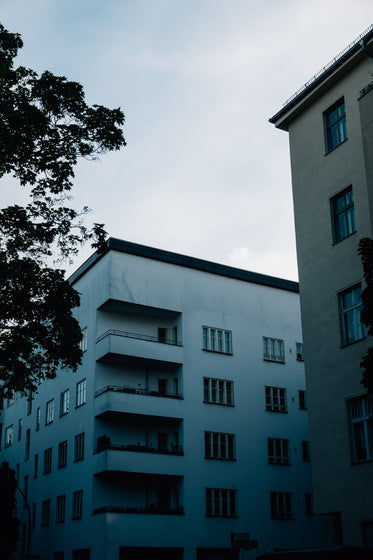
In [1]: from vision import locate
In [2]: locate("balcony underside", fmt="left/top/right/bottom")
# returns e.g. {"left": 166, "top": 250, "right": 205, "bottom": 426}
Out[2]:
{"left": 94, "top": 388, "right": 184, "bottom": 420}
{"left": 98, "top": 298, "right": 181, "bottom": 319}
{"left": 97, "top": 352, "right": 181, "bottom": 369}
{"left": 93, "top": 448, "right": 185, "bottom": 477}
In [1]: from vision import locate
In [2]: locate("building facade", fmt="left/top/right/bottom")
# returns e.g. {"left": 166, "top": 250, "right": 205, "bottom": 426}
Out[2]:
{"left": 1, "top": 238, "right": 332, "bottom": 560}
{"left": 270, "top": 24, "right": 373, "bottom": 548}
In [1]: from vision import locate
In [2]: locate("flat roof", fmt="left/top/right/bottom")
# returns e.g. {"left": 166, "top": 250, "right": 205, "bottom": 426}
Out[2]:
{"left": 269, "top": 24, "right": 373, "bottom": 127}
{"left": 69, "top": 237, "right": 299, "bottom": 293}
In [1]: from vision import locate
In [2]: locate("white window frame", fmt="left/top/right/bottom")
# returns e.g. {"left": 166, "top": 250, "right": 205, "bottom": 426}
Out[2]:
{"left": 205, "top": 432, "right": 235, "bottom": 460}
{"left": 202, "top": 327, "right": 232, "bottom": 354}
{"left": 45, "top": 399, "right": 54, "bottom": 425}
{"left": 263, "top": 337, "right": 285, "bottom": 363}
{"left": 339, "top": 284, "right": 366, "bottom": 346}
{"left": 348, "top": 395, "right": 373, "bottom": 463}
{"left": 270, "top": 491, "right": 292, "bottom": 520}
{"left": 60, "top": 389, "right": 70, "bottom": 416}
{"left": 74, "top": 433, "right": 85, "bottom": 462}
{"left": 76, "top": 379, "right": 86, "bottom": 407}
{"left": 268, "top": 438, "right": 290, "bottom": 465}
{"left": 331, "top": 186, "right": 356, "bottom": 243}
{"left": 324, "top": 97, "right": 347, "bottom": 152}
{"left": 58, "top": 440, "right": 68, "bottom": 469}
{"left": 265, "top": 386, "right": 287, "bottom": 413}
{"left": 5, "top": 425, "right": 13, "bottom": 447}
{"left": 205, "top": 488, "right": 237, "bottom": 517}
{"left": 296, "top": 342, "right": 304, "bottom": 361}
{"left": 36, "top": 407, "right": 41, "bottom": 431}
{"left": 203, "top": 377, "right": 233, "bottom": 406}
{"left": 80, "top": 327, "right": 87, "bottom": 352}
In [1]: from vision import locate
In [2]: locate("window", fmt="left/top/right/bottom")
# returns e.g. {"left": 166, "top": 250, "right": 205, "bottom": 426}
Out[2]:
{"left": 324, "top": 97, "right": 347, "bottom": 152}
{"left": 299, "top": 390, "right": 307, "bottom": 410}
{"left": 305, "top": 493, "right": 313, "bottom": 516}
{"left": 74, "top": 433, "right": 85, "bottom": 462}
{"left": 43, "top": 448, "right": 52, "bottom": 474}
{"left": 205, "top": 488, "right": 237, "bottom": 517}
{"left": 41, "top": 499, "right": 51, "bottom": 526}
{"left": 18, "top": 418, "right": 22, "bottom": 441}
{"left": 58, "top": 441, "right": 68, "bottom": 469}
{"left": 60, "top": 389, "right": 70, "bottom": 416}
{"left": 158, "top": 379, "right": 168, "bottom": 395}
{"left": 56, "top": 495, "right": 66, "bottom": 523}
{"left": 203, "top": 378, "right": 233, "bottom": 406}
{"left": 202, "top": 327, "right": 232, "bottom": 354}
{"left": 34, "top": 454, "right": 38, "bottom": 478}
{"left": 25, "top": 429, "right": 31, "bottom": 461}
{"left": 7, "top": 390, "right": 15, "bottom": 407}
{"left": 24, "top": 475, "right": 28, "bottom": 500}
{"left": 270, "top": 492, "right": 293, "bottom": 520}
{"left": 263, "top": 337, "right": 285, "bottom": 363}
{"left": 80, "top": 327, "right": 87, "bottom": 352}
{"left": 348, "top": 395, "right": 373, "bottom": 463}
{"left": 46, "top": 399, "right": 54, "bottom": 425}
{"left": 268, "top": 438, "right": 290, "bottom": 465}
{"left": 76, "top": 379, "right": 86, "bottom": 407}
{"left": 27, "top": 390, "right": 33, "bottom": 415}
{"left": 5, "top": 425, "right": 13, "bottom": 447}
{"left": 36, "top": 407, "right": 41, "bottom": 431}
{"left": 296, "top": 342, "right": 304, "bottom": 361}
{"left": 331, "top": 187, "right": 356, "bottom": 243}
{"left": 72, "top": 490, "right": 83, "bottom": 520}
{"left": 205, "top": 432, "right": 235, "bottom": 460}
{"left": 265, "top": 387, "right": 287, "bottom": 413}
{"left": 339, "top": 284, "right": 365, "bottom": 346}
{"left": 302, "top": 441, "right": 311, "bottom": 461}
{"left": 158, "top": 327, "right": 168, "bottom": 343}
{"left": 32, "top": 503, "right": 36, "bottom": 529}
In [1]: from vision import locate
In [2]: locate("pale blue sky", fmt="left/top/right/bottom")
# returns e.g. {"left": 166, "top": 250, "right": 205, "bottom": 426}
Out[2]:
{"left": 2, "top": 1, "right": 373, "bottom": 280}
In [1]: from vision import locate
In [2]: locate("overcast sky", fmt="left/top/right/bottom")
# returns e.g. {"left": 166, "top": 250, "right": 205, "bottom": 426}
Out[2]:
{"left": 2, "top": 1, "right": 373, "bottom": 280}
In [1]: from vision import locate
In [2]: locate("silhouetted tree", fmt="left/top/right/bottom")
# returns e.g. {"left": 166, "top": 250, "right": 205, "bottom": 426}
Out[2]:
{"left": 0, "top": 462, "right": 20, "bottom": 559}
{"left": 0, "top": 24, "right": 126, "bottom": 396}
{"left": 358, "top": 237, "right": 373, "bottom": 395}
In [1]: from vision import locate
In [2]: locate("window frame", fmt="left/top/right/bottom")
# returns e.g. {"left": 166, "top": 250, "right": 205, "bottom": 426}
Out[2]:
{"left": 331, "top": 186, "right": 356, "bottom": 243}
{"left": 324, "top": 97, "right": 347, "bottom": 152}
{"left": 299, "top": 390, "right": 307, "bottom": 410}
{"left": 74, "top": 433, "right": 85, "bottom": 462}
{"left": 203, "top": 377, "right": 234, "bottom": 406}
{"left": 263, "top": 337, "right": 285, "bottom": 363}
{"left": 302, "top": 441, "right": 311, "bottom": 462}
{"left": 296, "top": 342, "right": 304, "bottom": 362}
{"left": 339, "top": 284, "right": 366, "bottom": 347}
{"left": 204, "top": 432, "right": 236, "bottom": 460}
{"left": 348, "top": 395, "right": 373, "bottom": 463}
{"left": 72, "top": 490, "right": 83, "bottom": 520}
{"left": 270, "top": 491, "right": 293, "bottom": 520}
{"left": 45, "top": 399, "right": 54, "bottom": 425}
{"left": 43, "top": 447, "right": 52, "bottom": 475}
{"left": 202, "top": 327, "right": 232, "bottom": 355}
{"left": 58, "top": 440, "right": 68, "bottom": 469}
{"left": 80, "top": 327, "right": 87, "bottom": 352}
{"left": 5, "top": 425, "right": 13, "bottom": 447}
{"left": 56, "top": 494, "right": 66, "bottom": 524}
{"left": 265, "top": 386, "right": 287, "bottom": 413}
{"left": 41, "top": 499, "right": 51, "bottom": 527}
{"left": 76, "top": 379, "right": 86, "bottom": 408}
{"left": 268, "top": 438, "right": 290, "bottom": 465}
{"left": 205, "top": 488, "right": 237, "bottom": 517}
{"left": 60, "top": 389, "right": 70, "bottom": 417}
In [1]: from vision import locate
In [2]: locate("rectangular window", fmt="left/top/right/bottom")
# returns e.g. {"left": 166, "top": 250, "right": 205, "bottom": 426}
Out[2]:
{"left": 331, "top": 186, "right": 356, "bottom": 243}
{"left": 18, "top": 418, "right": 22, "bottom": 441}
{"left": 270, "top": 492, "right": 293, "bottom": 520}
{"left": 36, "top": 407, "right": 41, "bottom": 431}
{"left": 46, "top": 399, "right": 54, "bottom": 425}
{"left": 5, "top": 425, "right": 13, "bottom": 447}
{"left": 205, "top": 432, "right": 235, "bottom": 460}
{"left": 348, "top": 395, "right": 373, "bottom": 463}
{"left": 299, "top": 390, "right": 307, "bottom": 410}
{"left": 305, "top": 493, "right": 313, "bottom": 516}
{"left": 76, "top": 379, "right": 86, "bottom": 407}
{"left": 34, "top": 454, "right": 38, "bottom": 478}
{"left": 60, "top": 389, "right": 69, "bottom": 416}
{"left": 24, "top": 475, "right": 28, "bottom": 501}
{"left": 74, "top": 433, "right": 85, "bottom": 462}
{"left": 202, "top": 327, "right": 232, "bottom": 354}
{"left": 41, "top": 499, "right": 50, "bottom": 526}
{"left": 203, "top": 378, "right": 233, "bottom": 406}
{"left": 27, "top": 390, "right": 33, "bottom": 416}
{"left": 339, "top": 284, "right": 365, "bottom": 346}
{"left": 296, "top": 342, "right": 304, "bottom": 361}
{"left": 263, "top": 337, "right": 285, "bottom": 363}
{"left": 302, "top": 441, "right": 311, "bottom": 461}
{"left": 80, "top": 327, "right": 87, "bottom": 352}
{"left": 205, "top": 488, "right": 237, "bottom": 517}
{"left": 158, "top": 378, "right": 168, "bottom": 395}
{"left": 32, "top": 503, "right": 36, "bottom": 529}
{"left": 58, "top": 441, "right": 68, "bottom": 469}
{"left": 265, "top": 387, "right": 287, "bottom": 413}
{"left": 324, "top": 97, "right": 347, "bottom": 152}
{"left": 158, "top": 327, "right": 168, "bottom": 343}
{"left": 72, "top": 490, "right": 83, "bottom": 520}
{"left": 268, "top": 438, "right": 290, "bottom": 465}
{"left": 56, "top": 495, "right": 66, "bottom": 523}
{"left": 7, "top": 390, "right": 15, "bottom": 407}
{"left": 43, "top": 448, "right": 52, "bottom": 474}
{"left": 25, "top": 429, "right": 31, "bottom": 461}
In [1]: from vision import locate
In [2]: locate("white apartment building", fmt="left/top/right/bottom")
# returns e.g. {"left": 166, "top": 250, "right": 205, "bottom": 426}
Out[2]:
{"left": 1, "top": 238, "right": 333, "bottom": 560}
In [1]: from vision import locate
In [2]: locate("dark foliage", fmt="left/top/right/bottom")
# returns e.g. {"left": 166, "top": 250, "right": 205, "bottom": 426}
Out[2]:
{"left": 358, "top": 237, "right": 373, "bottom": 394}
{"left": 0, "top": 462, "right": 20, "bottom": 559}
{"left": 0, "top": 24, "right": 126, "bottom": 395}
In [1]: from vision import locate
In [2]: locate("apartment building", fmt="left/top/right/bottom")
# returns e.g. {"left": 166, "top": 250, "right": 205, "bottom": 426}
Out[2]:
{"left": 1, "top": 238, "right": 332, "bottom": 560}
{"left": 270, "top": 24, "right": 373, "bottom": 548}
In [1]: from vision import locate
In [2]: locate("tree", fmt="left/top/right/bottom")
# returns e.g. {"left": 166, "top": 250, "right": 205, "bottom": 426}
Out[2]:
{"left": 0, "top": 24, "right": 126, "bottom": 396}
{"left": 358, "top": 237, "right": 373, "bottom": 395}
{"left": 0, "top": 462, "right": 20, "bottom": 559}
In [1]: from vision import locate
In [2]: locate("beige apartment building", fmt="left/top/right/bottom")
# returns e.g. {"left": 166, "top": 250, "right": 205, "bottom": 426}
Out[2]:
{"left": 270, "top": 25, "right": 373, "bottom": 547}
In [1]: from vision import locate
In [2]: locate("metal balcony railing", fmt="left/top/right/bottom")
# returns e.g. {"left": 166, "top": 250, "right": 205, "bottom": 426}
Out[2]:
{"left": 94, "top": 385, "right": 183, "bottom": 400}
{"left": 93, "top": 505, "right": 184, "bottom": 516}
{"left": 95, "top": 437, "right": 183, "bottom": 456}
{"left": 96, "top": 329, "right": 182, "bottom": 346}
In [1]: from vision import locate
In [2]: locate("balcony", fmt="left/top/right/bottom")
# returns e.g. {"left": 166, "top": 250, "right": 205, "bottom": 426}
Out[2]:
{"left": 94, "top": 386, "right": 184, "bottom": 420}
{"left": 96, "top": 330, "right": 183, "bottom": 368}
{"left": 93, "top": 505, "right": 184, "bottom": 516}
{"left": 93, "top": 443, "right": 185, "bottom": 477}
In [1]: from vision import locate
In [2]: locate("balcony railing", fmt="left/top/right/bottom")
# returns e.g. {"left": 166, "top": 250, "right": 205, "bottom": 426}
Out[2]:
{"left": 95, "top": 437, "right": 183, "bottom": 456}
{"left": 95, "top": 385, "right": 183, "bottom": 400}
{"left": 93, "top": 505, "right": 184, "bottom": 516}
{"left": 96, "top": 329, "right": 182, "bottom": 346}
